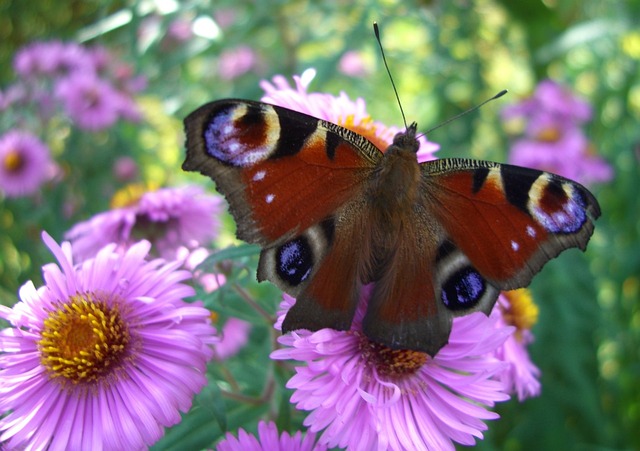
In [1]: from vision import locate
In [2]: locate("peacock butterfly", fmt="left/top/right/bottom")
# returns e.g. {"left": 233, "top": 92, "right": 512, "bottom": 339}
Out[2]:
{"left": 182, "top": 98, "right": 600, "bottom": 356}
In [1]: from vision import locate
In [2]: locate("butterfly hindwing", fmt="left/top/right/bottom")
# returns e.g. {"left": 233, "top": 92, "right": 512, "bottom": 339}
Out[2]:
{"left": 361, "top": 198, "right": 501, "bottom": 355}
{"left": 277, "top": 203, "right": 369, "bottom": 333}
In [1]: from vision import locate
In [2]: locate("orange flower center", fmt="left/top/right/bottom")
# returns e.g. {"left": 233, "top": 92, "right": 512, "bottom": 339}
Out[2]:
{"left": 536, "top": 126, "right": 562, "bottom": 142}
{"left": 359, "top": 335, "right": 428, "bottom": 378}
{"left": 38, "top": 293, "right": 131, "bottom": 385}
{"left": 3, "top": 149, "right": 24, "bottom": 173}
{"left": 339, "top": 114, "right": 391, "bottom": 152}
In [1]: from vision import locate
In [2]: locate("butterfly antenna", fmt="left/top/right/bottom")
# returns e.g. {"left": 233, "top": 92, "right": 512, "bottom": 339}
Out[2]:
{"left": 374, "top": 22, "right": 409, "bottom": 130}
{"left": 421, "top": 89, "right": 508, "bottom": 137}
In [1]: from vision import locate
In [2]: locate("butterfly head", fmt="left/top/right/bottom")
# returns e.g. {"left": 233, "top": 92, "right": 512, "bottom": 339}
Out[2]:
{"left": 390, "top": 122, "right": 419, "bottom": 155}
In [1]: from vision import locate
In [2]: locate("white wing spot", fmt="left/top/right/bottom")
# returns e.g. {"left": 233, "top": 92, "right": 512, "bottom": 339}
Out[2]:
{"left": 511, "top": 240, "right": 520, "bottom": 251}
{"left": 265, "top": 193, "right": 275, "bottom": 204}
{"left": 253, "top": 170, "right": 266, "bottom": 181}
{"left": 526, "top": 225, "right": 536, "bottom": 237}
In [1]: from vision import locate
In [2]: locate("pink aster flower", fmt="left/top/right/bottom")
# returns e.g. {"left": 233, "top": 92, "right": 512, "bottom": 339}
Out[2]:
{"left": 217, "top": 420, "right": 326, "bottom": 451}
{"left": 13, "top": 41, "right": 93, "bottom": 79}
{"left": 259, "top": 71, "right": 440, "bottom": 163}
{"left": 0, "top": 130, "right": 55, "bottom": 198}
{"left": 502, "top": 79, "right": 613, "bottom": 185}
{"left": 218, "top": 46, "right": 259, "bottom": 80}
{"left": 338, "top": 51, "right": 371, "bottom": 78}
{"left": 271, "top": 288, "right": 514, "bottom": 450}
{"left": 65, "top": 185, "right": 223, "bottom": 261}
{"left": 213, "top": 317, "right": 252, "bottom": 361}
{"left": 112, "top": 155, "right": 139, "bottom": 182}
{"left": 54, "top": 72, "right": 123, "bottom": 131}
{"left": 493, "top": 290, "right": 541, "bottom": 401}
{"left": 502, "top": 79, "right": 592, "bottom": 125}
{"left": 0, "top": 232, "right": 217, "bottom": 450}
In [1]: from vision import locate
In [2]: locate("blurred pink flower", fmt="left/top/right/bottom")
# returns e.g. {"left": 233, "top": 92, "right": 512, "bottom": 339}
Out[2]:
{"left": 217, "top": 421, "right": 325, "bottom": 451}
{"left": 502, "top": 79, "right": 612, "bottom": 185}
{"left": 503, "top": 79, "right": 592, "bottom": 125}
{"left": 338, "top": 51, "right": 371, "bottom": 77}
{"left": 271, "top": 288, "right": 513, "bottom": 450}
{"left": 112, "top": 156, "right": 139, "bottom": 182}
{"left": 0, "top": 84, "right": 27, "bottom": 111}
{"left": 13, "top": 41, "right": 93, "bottom": 78}
{"left": 218, "top": 46, "right": 258, "bottom": 80}
{"left": 213, "top": 317, "right": 252, "bottom": 361}
{"left": 0, "top": 130, "right": 55, "bottom": 198}
{"left": 167, "top": 18, "right": 193, "bottom": 43}
{"left": 214, "top": 8, "right": 237, "bottom": 29}
{"left": 0, "top": 232, "right": 217, "bottom": 450}
{"left": 55, "top": 72, "right": 123, "bottom": 131}
{"left": 10, "top": 40, "right": 144, "bottom": 130}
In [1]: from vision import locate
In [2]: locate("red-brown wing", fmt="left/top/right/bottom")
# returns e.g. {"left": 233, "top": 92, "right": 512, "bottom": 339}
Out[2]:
{"left": 183, "top": 99, "right": 382, "bottom": 245}
{"left": 420, "top": 158, "right": 601, "bottom": 289}
{"left": 184, "top": 100, "right": 383, "bottom": 331}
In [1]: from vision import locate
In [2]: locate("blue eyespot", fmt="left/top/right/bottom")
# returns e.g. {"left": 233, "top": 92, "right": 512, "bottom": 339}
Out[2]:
{"left": 441, "top": 267, "right": 485, "bottom": 310}
{"left": 276, "top": 238, "right": 313, "bottom": 286}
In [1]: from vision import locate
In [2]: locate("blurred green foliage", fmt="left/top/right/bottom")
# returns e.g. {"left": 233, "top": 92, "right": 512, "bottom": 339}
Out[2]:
{"left": 1, "top": 0, "right": 638, "bottom": 449}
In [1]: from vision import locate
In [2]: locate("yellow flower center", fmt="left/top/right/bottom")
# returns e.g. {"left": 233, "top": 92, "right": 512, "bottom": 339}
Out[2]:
{"left": 501, "top": 288, "right": 539, "bottom": 341}
{"left": 359, "top": 335, "right": 428, "bottom": 378}
{"left": 38, "top": 293, "right": 131, "bottom": 385}
{"left": 109, "top": 183, "right": 149, "bottom": 209}
{"left": 338, "top": 114, "right": 391, "bottom": 152}
{"left": 3, "top": 149, "right": 24, "bottom": 173}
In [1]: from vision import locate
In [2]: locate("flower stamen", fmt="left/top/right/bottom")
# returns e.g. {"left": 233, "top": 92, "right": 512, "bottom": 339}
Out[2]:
{"left": 39, "top": 293, "right": 130, "bottom": 385}
{"left": 3, "top": 149, "right": 24, "bottom": 172}
{"left": 501, "top": 288, "right": 539, "bottom": 341}
{"left": 359, "top": 334, "right": 428, "bottom": 378}
{"left": 338, "top": 114, "right": 390, "bottom": 152}
{"left": 536, "top": 126, "right": 562, "bottom": 142}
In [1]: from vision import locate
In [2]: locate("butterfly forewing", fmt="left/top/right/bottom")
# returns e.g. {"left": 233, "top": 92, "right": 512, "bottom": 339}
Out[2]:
{"left": 183, "top": 100, "right": 382, "bottom": 245}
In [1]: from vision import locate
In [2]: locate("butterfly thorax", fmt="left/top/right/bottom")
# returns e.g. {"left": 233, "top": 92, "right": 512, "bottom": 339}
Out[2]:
{"left": 368, "top": 124, "right": 421, "bottom": 225}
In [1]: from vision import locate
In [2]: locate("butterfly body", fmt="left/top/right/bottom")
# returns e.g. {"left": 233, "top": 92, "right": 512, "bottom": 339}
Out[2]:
{"left": 183, "top": 99, "right": 600, "bottom": 356}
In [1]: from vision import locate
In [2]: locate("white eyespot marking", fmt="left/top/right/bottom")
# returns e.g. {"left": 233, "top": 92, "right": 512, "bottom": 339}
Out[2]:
{"left": 265, "top": 194, "right": 275, "bottom": 204}
{"left": 253, "top": 170, "right": 266, "bottom": 181}
{"left": 511, "top": 240, "right": 520, "bottom": 251}
{"left": 526, "top": 225, "right": 536, "bottom": 237}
